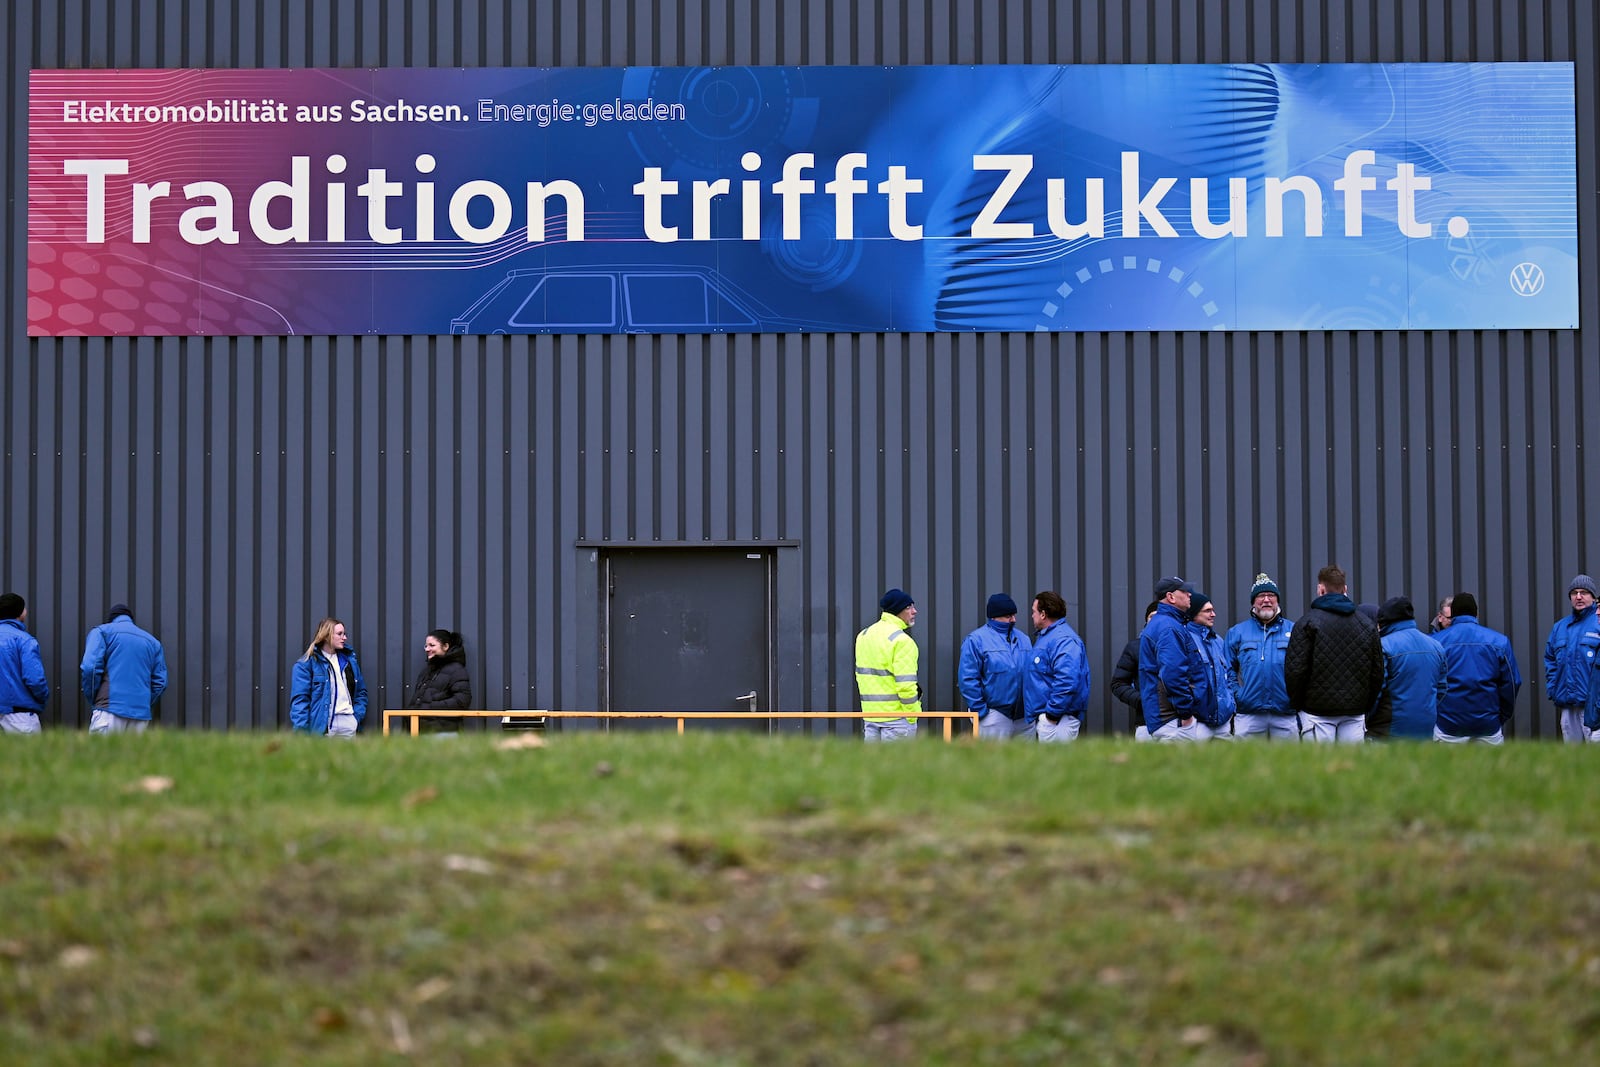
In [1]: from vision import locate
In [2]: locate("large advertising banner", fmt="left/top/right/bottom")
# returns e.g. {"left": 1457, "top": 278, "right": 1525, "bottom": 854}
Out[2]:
{"left": 27, "top": 63, "right": 1578, "bottom": 336}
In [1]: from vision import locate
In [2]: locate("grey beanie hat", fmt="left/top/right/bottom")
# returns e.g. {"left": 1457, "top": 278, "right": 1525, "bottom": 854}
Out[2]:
{"left": 1569, "top": 574, "right": 1597, "bottom": 597}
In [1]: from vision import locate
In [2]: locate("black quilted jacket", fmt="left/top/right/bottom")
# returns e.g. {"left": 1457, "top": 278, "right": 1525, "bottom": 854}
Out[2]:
{"left": 1284, "top": 594, "right": 1384, "bottom": 716}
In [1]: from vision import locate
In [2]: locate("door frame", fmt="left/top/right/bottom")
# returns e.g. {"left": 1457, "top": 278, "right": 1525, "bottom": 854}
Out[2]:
{"left": 594, "top": 543, "right": 788, "bottom": 731}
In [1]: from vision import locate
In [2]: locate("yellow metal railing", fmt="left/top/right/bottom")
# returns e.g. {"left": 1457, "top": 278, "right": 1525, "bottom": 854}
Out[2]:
{"left": 382, "top": 708, "right": 980, "bottom": 740}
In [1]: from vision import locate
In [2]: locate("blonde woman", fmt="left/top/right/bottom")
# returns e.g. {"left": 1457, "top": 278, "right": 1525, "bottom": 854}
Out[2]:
{"left": 289, "top": 618, "right": 368, "bottom": 737}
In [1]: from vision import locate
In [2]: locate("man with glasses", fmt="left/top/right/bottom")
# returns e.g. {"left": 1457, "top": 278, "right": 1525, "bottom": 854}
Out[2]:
{"left": 1186, "top": 591, "right": 1235, "bottom": 740}
{"left": 1543, "top": 575, "right": 1598, "bottom": 743}
{"left": 1225, "top": 573, "right": 1299, "bottom": 741}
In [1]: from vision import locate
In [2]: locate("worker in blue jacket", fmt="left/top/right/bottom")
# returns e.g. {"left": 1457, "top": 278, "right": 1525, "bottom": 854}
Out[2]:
{"left": 1138, "top": 577, "right": 1207, "bottom": 741}
{"left": 1186, "top": 591, "right": 1234, "bottom": 739}
{"left": 1434, "top": 592, "right": 1521, "bottom": 743}
{"left": 1370, "top": 596, "right": 1447, "bottom": 740}
{"left": 1544, "top": 574, "right": 1600, "bottom": 743}
{"left": 80, "top": 603, "right": 168, "bottom": 733}
{"left": 0, "top": 593, "right": 49, "bottom": 735}
{"left": 1224, "top": 573, "right": 1299, "bottom": 741}
{"left": 957, "top": 593, "right": 1033, "bottom": 740}
{"left": 1024, "top": 591, "right": 1090, "bottom": 743}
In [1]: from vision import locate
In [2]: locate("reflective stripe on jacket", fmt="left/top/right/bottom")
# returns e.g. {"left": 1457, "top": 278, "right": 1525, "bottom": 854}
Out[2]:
{"left": 856, "top": 612, "right": 921, "bottom": 722}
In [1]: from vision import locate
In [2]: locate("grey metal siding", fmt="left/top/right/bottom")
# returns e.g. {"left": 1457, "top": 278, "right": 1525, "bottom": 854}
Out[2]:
{"left": 2, "top": 0, "right": 1596, "bottom": 737}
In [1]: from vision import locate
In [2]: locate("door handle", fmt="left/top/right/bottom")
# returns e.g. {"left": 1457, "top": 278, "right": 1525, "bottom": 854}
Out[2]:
{"left": 734, "top": 690, "right": 758, "bottom": 711}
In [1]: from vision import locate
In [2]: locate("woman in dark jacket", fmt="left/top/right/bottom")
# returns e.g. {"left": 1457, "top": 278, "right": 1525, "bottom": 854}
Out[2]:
{"left": 409, "top": 629, "right": 472, "bottom": 733}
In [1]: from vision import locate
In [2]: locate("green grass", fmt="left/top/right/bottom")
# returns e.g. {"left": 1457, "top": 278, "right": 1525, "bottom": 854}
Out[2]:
{"left": 3, "top": 732, "right": 1598, "bottom": 1065}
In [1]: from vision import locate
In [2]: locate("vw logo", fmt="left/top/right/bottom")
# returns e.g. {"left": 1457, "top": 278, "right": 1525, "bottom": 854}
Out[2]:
{"left": 1509, "top": 262, "right": 1546, "bottom": 297}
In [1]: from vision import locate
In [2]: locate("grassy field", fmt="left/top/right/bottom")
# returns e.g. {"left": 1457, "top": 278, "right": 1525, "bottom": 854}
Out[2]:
{"left": 2, "top": 731, "right": 1597, "bottom": 1065}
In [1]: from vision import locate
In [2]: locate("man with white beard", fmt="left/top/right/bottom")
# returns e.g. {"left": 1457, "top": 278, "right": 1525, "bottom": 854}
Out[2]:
{"left": 1224, "top": 573, "right": 1300, "bottom": 740}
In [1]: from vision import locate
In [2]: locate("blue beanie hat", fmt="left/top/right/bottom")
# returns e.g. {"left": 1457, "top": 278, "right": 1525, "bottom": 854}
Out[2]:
{"left": 1377, "top": 596, "right": 1414, "bottom": 626}
{"left": 880, "top": 588, "right": 915, "bottom": 615}
{"left": 1249, "top": 573, "right": 1281, "bottom": 602}
{"left": 986, "top": 593, "right": 1018, "bottom": 619}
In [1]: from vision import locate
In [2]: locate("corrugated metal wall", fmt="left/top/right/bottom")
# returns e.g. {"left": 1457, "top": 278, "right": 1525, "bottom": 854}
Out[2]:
{"left": 3, "top": 0, "right": 1596, "bottom": 736}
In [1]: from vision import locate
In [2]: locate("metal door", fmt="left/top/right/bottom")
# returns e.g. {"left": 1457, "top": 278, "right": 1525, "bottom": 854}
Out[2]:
{"left": 605, "top": 548, "right": 773, "bottom": 731}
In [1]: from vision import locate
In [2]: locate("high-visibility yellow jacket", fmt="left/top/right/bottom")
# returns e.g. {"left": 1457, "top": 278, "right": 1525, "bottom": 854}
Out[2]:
{"left": 855, "top": 612, "right": 921, "bottom": 722}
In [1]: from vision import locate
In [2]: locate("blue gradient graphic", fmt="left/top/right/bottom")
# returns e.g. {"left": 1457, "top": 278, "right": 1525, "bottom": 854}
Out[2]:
{"left": 28, "top": 63, "right": 1579, "bottom": 335}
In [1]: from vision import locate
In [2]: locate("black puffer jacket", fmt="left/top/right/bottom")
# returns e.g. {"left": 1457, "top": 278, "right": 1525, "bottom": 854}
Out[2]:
{"left": 409, "top": 645, "right": 472, "bottom": 731}
{"left": 1109, "top": 638, "right": 1143, "bottom": 733}
{"left": 1284, "top": 594, "right": 1384, "bottom": 716}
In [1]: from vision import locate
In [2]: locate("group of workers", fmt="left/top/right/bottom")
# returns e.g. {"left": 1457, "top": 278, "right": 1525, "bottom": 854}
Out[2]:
{"left": 856, "top": 566, "right": 1595, "bottom": 744}
{"left": 855, "top": 585, "right": 1091, "bottom": 742}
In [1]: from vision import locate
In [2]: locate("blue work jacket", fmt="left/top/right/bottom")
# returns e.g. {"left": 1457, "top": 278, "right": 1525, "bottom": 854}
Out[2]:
{"left": 1544, "top": 604, "right": 1600, "bottom": 708}
{"left": 1189, "top": 623, "right": 1234, "bottom": 729}
{"left": 1138, "top": 602, "right": 1207, "bottom": 732}
{"left": 1434, "top": 617, "right": 1521, "bottom": 737}
{"left": 1224, "top": 614, "right": 1294, "bottom": 714}
{"left": 80, "top": 614, "right": 168, "bottom": 721}
{"left": 0, "top": 618, "right": 49, "bottom": 714}
{"left": 1374, "top": 620, "right": 1447, "bottom": 740}
{"left": 290, "top": 647, "right": 369, "bottom": 734}
{"left": 1024, "top": 618, "right": 1090, "bottom": 726}
{"left": 957, "top": 619, "right": 1032, "bottom": 720}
